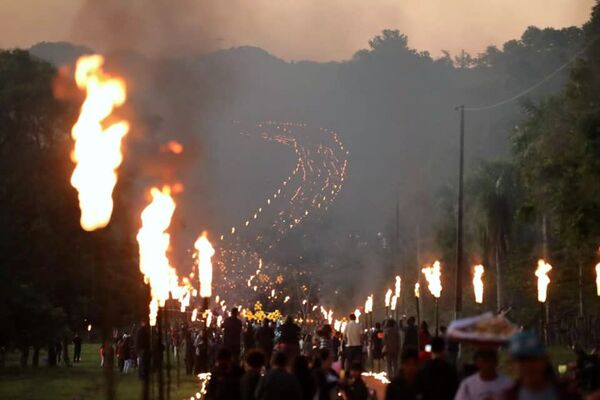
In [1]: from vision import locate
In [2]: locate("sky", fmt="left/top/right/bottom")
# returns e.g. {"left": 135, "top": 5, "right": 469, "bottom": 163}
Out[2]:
{"left": 0, "top": 0, "right": 594, "bottom": 61}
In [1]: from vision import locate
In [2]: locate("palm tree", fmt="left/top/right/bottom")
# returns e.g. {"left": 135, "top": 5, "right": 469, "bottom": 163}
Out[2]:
{"left": 467, "top": 161, "right": 518, "bottom": 310}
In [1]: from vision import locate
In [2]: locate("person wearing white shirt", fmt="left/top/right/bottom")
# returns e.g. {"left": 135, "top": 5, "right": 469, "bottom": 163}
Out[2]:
{"left": 343, "top": 314, "right": 363, "bottom": 371}
{"left": 455, "top": 349, "right": 513, "bottom": 400}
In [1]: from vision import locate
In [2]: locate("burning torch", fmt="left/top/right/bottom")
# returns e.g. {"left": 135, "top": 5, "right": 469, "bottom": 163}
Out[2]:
{"left": 395, "top": 275, "right": 401, "bottom": 311}
{"left": 595, "top": 263, "right": 600, "bottom": 297}
{"left": 535, "top": 259, "right": 552, "bottom": 344}
{"left": 473, "top": 265, "right": 484, "bottom": 305}
{"left": 422, "top": 261, "right": 442, "bottom": 336}
{"left": 414, "top": 283, "right": 421, "bottom": 327}
{"left": 365, "top": 295, "right": 374, "bottom": 330}
{"left": 384, "top": 289, "right": 392, "bottom": 318}
{"left": 194, "top": 232, "right": 215, "bottom": 372}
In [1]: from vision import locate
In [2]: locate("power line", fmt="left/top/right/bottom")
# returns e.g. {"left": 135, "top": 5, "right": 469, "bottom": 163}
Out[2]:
{"left": 464, "top": 38, "right": 593, "bottom": 112}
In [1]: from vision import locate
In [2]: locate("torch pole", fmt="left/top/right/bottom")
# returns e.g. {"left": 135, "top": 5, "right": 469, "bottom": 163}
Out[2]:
{"left": 435, "top": 298, "right": 439, "bottom": 337}
{"left": 540, "top": 301, "right": 546, "bottom": 345}
{"left": 201, "top": 297, "right": 210, "bottom": 372}
{"left": 415, "top": 296, "right": 421, "bottom": 328}
{"left": 455, "top": 105, "right": 465, "bottom": 320}
{"left": 385, "top": 306, "right": 389, "bottom": 319}
{"left": 165, "top": 304, "right": 171, "bottom": 400}
{"left": 176, "top": 319, "right": 180, "bottom": 389}
{"left": 157, "top": 308, "right": 165, "bottom": 400}
{"left": 91, "top": 230, "right": 115, "bottom": 400}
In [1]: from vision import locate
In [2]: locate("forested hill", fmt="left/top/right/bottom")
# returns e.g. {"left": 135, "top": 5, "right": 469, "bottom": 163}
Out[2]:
{"left": 28, "top": 27, "right": 582, "bottom": 236}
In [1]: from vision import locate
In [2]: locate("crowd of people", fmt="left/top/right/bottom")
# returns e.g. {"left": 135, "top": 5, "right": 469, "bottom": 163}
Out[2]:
{"left": 88, "top": 308, "right": 600, "bottom": 400}
{"left": 172, "top": 309, "right": 599, "bottom": 400}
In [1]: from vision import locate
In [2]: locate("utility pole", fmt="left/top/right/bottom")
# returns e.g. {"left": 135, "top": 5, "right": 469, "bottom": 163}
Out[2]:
{"left": 455, "top": 105, "right": 465, "bottom": 320}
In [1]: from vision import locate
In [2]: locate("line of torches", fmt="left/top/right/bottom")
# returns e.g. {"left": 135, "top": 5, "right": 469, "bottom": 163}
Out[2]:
{"left": 327, "top": 256, "right": 600, "bottom": 340}
{"left": 68, "top": 53, "right": 600, "bottom": 400}
{"left": 68, "top": 55, "right": 216, "bottom": 328}
{"left": 69, "top": 53, "right": 600, "bottom": 340}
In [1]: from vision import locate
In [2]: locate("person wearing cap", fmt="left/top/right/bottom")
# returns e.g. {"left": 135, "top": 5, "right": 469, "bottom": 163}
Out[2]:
{"left": 454, "top": 349, "right": 512, "bottom": 400}
{"left": 503, "top": 331, "right": 578, "bottom": 400}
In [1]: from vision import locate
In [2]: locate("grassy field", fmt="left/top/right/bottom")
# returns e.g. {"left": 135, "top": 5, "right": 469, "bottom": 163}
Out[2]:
{"left": 0, "top": 343, "right": 577, "bottom": 399}
{"left": 0, "top": 343, "right": 200, "bottom": 400}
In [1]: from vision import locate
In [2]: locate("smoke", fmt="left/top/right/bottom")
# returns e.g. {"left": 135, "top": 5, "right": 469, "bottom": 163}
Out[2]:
{"left": 68, "top": 0, "right": 232, "bottom": 260}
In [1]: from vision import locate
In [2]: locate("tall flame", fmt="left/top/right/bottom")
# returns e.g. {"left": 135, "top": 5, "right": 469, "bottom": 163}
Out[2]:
{"left": 535, "top": 259, "right": 552, "bottom": 303}
{"left": 391, "top": 295, "right": 398, "bottom": 311}
{"left": 194, "top": 232, "right": 215, "bottom": 298}
{"left": 71, "top": 54, "right": 129, "bottom": 231}
{"left": 422, "top": 261, "right": 442, "bottom": 298}
{"left": 365, "top": 294, "right": 374, "bottom": 313}
{"left": 596, "top": 263, "right": 600, "bottom": 296}
{"left": 473, "top": 264, "right": 485, "bottom": 304}
{"left": 137, "top": 186, "right": 178, "bottom": 326}
{"left": 354, "top": 308, "right": 361, "bottom": 322}
{"left": 395, "top": 276, "right": 401, "bottom": 298}
{"left": 384, "top": 289, "right": 393, "bottom": 307}
{"left": 414, "top": 282, "right": 420, "bottom": 298}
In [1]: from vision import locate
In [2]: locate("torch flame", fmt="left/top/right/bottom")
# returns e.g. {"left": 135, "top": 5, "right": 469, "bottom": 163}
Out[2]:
{"left": 596, "top": 263, "right": 600, "bottom": 296}
{"left": 473, "top": 264, "right": 485, "bottom": 304}
{"left": 354, "top": 308, "right": 361, "bottom": 322}
{"left": 137, "top": 186, "right": 180, "bottom": 326}
{"left": 414, "top": 282, "right": 420, "bottom": 298}
{"left": 384, "top": 289, "right": 392, "bottom": 307}
{"left": 535, "top": 259, "right": 552, "bottom": 303}
{"left": 391, "top": 295, "right": 398, "bottom": 311}
{"left": 71, "top": 54, "right": 129, "bottom": 231}
{"left": 194, "top": 232, "right": 215, "bottom": 298}
{"left": 164, "top": 140, "right": 184, "bottom": 154}
{"left": 395, "top": 276, "right": 401, "bottom": 298}
{"left": 422, "top": 261, "right": 442, "bottom": 298}
{"left": 365, "top": 294, "right": 374, "bottom": 313}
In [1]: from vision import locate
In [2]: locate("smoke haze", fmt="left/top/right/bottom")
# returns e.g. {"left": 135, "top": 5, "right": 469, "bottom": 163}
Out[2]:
{"left": 0, "top": 0, "right": 592, "bottom": 60}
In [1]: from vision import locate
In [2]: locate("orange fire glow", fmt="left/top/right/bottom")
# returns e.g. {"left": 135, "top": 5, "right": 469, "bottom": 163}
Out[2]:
{"left": 365, "top": 294, "right": 374, "bottom": 313}
{"left": 395, "top": 275, "right": 401, "bottom": 298}
{"left": 422, "top": 261, "right": 442, "bottom": 298}
{"left": 70, "top": 54, "right": 129, "bottom": 231}
{"left": 384, "top": 289, "right": 392, "bottom": 307}
{"left": 164, "top": 140, "right": 184, "bottom": 154}
{"left": 354, "top": 308, "right": 361, "bottom": 322}
{"left": 414, "top": 282, "right": 420, "bottom": 298}
{"left": 194, "top": 232, "right": 215, "bottom": 298}
{"left": 596, "top": 263, "right": 600, "bottom": 296}
{"left": 473, "top": 264, "right": 484, "bottom": 304}
{"left": 535, "top": 259, "right": 552, "bottom": 303}
{"left": 137, "top": 186, "right": 180, "bottom": 326}
{"left": 390, "top": 295, "right": 398, "bottom": 311}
